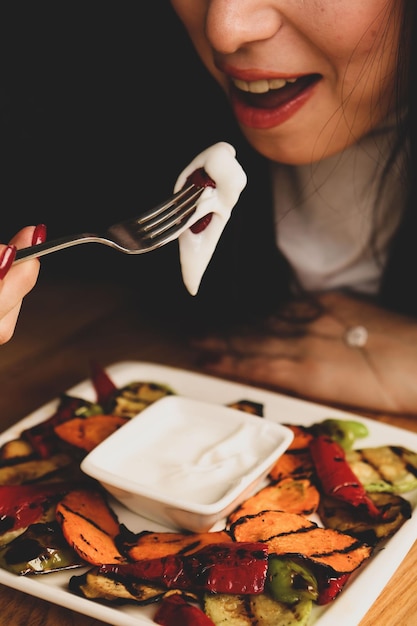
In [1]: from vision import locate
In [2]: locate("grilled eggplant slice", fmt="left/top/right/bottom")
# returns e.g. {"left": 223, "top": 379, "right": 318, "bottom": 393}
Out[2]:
{"left": 109, "top": 382, "right": 174, "bottom": 418}
{"left": 0, "top": 521, "right": 84, "bottom": 575}
{"left": 0, "top": 453, "right": 74, "bottom": 486}
{"left": 318, "top": 492, "right": 412, "bottom": 546}
{"left": 203, "top": 592, "right": 313, "bottom": 626}
{"left": 70, "top": 567, "right": 199, "bottom": 606}
{"left": 227, "top": 400, "right": 264, "bottom": 417}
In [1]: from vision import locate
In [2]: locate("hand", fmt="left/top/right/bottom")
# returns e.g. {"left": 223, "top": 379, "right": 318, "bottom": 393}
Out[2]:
{"left": 0, "top": 225, "right": 46, "bottom": 344}
{"left": 191, "top": 291, "right": 417, "bottom": 415}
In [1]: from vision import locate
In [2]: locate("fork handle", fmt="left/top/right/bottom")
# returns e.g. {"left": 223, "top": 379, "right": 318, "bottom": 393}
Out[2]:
{"left": 13, "top": 233, "right": 101, "bottom": 264}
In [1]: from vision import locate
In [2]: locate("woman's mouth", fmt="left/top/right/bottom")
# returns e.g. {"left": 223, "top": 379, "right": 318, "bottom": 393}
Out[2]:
{"left": 229, "top": 74, "right": 321, "bottom": 129}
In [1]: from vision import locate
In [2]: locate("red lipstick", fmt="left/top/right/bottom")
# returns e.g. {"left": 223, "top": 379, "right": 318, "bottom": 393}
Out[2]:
{"left": 229, "top": 74, "right": 321, "bottom": 129}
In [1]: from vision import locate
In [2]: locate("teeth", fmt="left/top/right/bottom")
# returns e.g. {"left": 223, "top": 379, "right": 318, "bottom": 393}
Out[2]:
{"left": 233, "top": 77, "right": 297, "bottom": 94}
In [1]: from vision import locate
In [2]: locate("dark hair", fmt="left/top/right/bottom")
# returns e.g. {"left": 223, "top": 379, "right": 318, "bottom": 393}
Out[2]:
{"left": 380, "top": 0, "right": 417, "bottom": 314}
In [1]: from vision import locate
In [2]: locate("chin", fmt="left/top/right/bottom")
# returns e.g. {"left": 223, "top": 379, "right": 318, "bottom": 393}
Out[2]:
{"left": 241, "top": 125, "right": 363, "bottom": 166}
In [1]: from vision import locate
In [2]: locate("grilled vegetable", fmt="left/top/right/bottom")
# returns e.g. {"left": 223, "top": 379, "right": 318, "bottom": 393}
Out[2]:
{"left": 0, "top": 482, "right": 74, "bottom": 537}
{"left": 122, "top": 529, "right": 232, "bottom": 561}
{"left": 228, "top": 478, "right": 320, "bottom": 525}
{"left": 310, "top": 418, "right": 368, "bottom": 450}
{"left": 70, "top": 566, "right": 171, "bottom": 604}
{"left": 285, "top": 425, "right": 314, "bottom": 450}
{"left": 89, "top": 360, "right": 118, "bottom": 406}
{"left": 230, "top": 510, "right": 373, "bottom": 578}
{"left": 315, "top": 571, "right": 350, "bottom": 605}
{"left": 266, "top": 557, "right": 318, "bottom": 604}
{"left": 203, "top": 592, "right": 313, "bottom": 626}
{"left": 109, "top": 381, "right": 174, "bottom": 418}
{"left": 155, "top": 594, "right": 216, "bottom": 626}
{"left": 318, "top": 492, "right": 412, "bottom": 546}
{"left": 227, "top": 400, "right": 264, "bottom": 417}
{"left": 268, "top": 425, "right": 314, "bottom": 482}
{"left": 0, "top": 521, "right": 84, "bottom": 575}
{"left": 309, "top": 435, "right": 382, "bottom": 518}
{"left": 21, "top": 394, "right": 103, "bottom": 458}
{"left": 346, "top": 445, "right": 417, "bottom": 493}
{"left": 54, "top": 414, "right": 128, "bottom": 452}
{"left": 269, "top": 449, "right": 315, "bottom": 482}
{"left": 55, "top": 487, "right": 125, "bottom": 565}
{"left": 99, "top": 543, "right": 269, "bottom": 594}
{"left": 0, "top": 453, "right": 74, "bottom": 486}
{"left": 0, "top": 439, "right": 34, "bottom": 464}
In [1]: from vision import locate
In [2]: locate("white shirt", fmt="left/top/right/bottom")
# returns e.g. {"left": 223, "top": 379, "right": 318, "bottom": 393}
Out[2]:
{"left": 272, "top": 120, "right": 407, "bottom": 295}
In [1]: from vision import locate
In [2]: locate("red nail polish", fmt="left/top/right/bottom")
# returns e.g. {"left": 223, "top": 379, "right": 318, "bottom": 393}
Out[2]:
{"left": 31, "top": 223, "right": 47, "bottom": 246}
{"left": 0, "top": 245, "right": 17, "bottom": 279}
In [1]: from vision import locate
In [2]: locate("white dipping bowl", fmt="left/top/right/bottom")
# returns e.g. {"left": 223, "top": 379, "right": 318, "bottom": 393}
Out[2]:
{"left": 81, "top": 395, "right": 294, "bottom": 532}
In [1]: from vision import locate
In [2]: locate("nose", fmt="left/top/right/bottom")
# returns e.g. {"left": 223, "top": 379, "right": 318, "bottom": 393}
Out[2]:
{"left": 205, "top": 0, "right": 283, "bottom": 54}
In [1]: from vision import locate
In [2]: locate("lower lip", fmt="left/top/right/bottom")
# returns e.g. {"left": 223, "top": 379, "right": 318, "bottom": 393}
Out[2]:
{"left": 230, "top": 81, "right": 317, "bottom": 130}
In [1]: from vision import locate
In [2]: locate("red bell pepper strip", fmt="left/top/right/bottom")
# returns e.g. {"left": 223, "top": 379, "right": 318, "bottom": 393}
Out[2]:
{"left": 89, "top": 360, "right": 118, "bottom": 407}
{"left": 316, "top": 571, "right": 350, "bottom": 605}
{"left": 0, "top": 482, "right": 73, "bottom": 533}
{"left": 154, "top": 594, "right": 215, "bottom": 626}
{"left": 186, "top": 167, "right": 215, "bottom": 234}
{"left": 99, "top": 542, "right": 268, "bottom": 594}
{"left": 309, "top": 435, "right": 382, "bottom": 518}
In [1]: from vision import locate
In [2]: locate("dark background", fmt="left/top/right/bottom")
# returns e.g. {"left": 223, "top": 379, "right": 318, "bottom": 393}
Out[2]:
{"left": 0, "top": 2, "right": 281, "bottom": 329}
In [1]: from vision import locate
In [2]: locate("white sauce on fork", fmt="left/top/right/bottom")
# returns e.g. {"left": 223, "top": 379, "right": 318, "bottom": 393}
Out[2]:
{"left": 174, "top": 142, "right": 247, "bottom": 295}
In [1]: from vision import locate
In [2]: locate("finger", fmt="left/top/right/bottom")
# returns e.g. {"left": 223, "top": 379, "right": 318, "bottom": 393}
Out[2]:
{"left": 0, "top": 302, "right": 22, "bottom": 345}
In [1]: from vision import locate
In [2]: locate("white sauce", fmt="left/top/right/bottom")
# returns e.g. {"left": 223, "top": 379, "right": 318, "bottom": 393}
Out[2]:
{"left": 122, "top": 418, "right": 277, "bottom": 506}
{"left": 174, "top": 142, "right": 247, "bottom": 296}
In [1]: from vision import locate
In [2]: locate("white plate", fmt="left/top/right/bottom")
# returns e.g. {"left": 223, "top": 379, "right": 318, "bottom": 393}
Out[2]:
{"left": 1, "top": 360, "right": 417, "bottom": 626}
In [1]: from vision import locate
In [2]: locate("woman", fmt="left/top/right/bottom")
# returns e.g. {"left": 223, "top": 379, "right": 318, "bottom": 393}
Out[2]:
{"left": 3, "top": 1, "right": 417, "bottom": 415}
{"left": 159, "top": 0, "right": 417, "bottom": 414}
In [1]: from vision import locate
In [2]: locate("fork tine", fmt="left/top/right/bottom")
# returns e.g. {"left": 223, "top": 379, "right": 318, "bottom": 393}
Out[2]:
{"left": 136, "top": 184, "right": 205, "bottom": 240}
{"left": 137, "top": 184, "right": 200, "bottom": 226}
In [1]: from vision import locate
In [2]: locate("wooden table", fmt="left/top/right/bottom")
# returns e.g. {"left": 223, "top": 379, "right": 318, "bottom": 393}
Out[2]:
{"left": 0, "top": 274, "right": 416, "bottom": 626}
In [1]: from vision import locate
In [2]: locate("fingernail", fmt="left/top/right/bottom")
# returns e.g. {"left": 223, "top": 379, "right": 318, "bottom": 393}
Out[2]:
{"left": 32, "top": 223, "right": 47, "bottom": 245}
{"left": 0, "top": 245, "right": 17, "bottom": 279}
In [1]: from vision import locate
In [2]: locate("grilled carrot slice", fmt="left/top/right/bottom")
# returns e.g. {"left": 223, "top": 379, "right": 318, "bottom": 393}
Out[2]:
{"left": 123, "top": 529, "right": 232, "bottom": 561}
{"left": 228, "top": 478, "right": 320, "bottom": 525}
{"left": 285, "top": 425, "right": 314, "bottom": 450}
{"left": 231, "top": 510, "right": 315, "bottom": 541}
{"left": 54, "top": 414, "right": 128, "bottom": 452}
{"left": 56, "top": 488, "right": 125, "bottom": 565}
{"left": 231, "top": 510, "right": 372, "bottom": 575}
{"left": 268, "top": 449, "right": 315, "bottom": 482}
{"left": 264, "top": 527, "right": 371, "bottom": 573}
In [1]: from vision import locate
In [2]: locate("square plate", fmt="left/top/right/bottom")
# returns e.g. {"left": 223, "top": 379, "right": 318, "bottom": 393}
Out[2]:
{"left": 1, "top": 360, "right": 417, "bottom": 626}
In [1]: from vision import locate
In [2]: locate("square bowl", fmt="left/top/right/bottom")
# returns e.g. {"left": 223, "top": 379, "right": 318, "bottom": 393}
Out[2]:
{"left": 81, "top": 395, "right": 294, "bottom": 532}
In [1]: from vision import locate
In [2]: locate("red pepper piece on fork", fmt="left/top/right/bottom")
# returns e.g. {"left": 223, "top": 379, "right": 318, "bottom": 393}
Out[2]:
{"left": 154, "top": 594, "right": 215, "bottom": 626}
{"left": 309, "top": 435, "right": 382, "bottom": 519}
{"left": 186, "top": 167, "right": 215, "bottom": 233}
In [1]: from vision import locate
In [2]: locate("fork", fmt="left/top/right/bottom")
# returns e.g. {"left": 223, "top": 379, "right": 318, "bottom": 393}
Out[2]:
{"left": 13, "top": 183, "right": 204, "bottom": 264}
